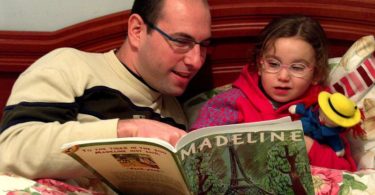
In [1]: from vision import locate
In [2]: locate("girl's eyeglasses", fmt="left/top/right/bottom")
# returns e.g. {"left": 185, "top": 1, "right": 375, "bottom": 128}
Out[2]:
{"left": 262, "top": 58, "right": 313, "bottom": 78}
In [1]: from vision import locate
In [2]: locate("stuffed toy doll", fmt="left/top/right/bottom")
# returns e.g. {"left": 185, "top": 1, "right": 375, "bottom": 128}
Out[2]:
{"left": 289, "top": 91, "right": 361, "bottom": 157}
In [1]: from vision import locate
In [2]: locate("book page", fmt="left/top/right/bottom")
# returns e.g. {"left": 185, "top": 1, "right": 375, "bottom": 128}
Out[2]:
{"left": 62, "top": 138, "right": 189, "bottom": 194}
{"left": 175, "top": 120, "right": 315, "bottom": 195}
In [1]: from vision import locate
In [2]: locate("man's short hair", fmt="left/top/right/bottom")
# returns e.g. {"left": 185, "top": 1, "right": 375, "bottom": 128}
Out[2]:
{"left": 131, "top": 0, "right": 165, "bottom": 26}
{"left": 131, "top": 0, "right": 209, "bottom": 32}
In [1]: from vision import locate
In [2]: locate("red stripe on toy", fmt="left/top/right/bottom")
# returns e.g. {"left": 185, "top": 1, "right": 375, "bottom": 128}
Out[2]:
{"left": 332, "top": 83, "right": 345, "bottom": 94}
{"left": 364, "top": 56, "right": 375, "bottom": 79}
{"left": 357, "top": 65, "right": 373, "bottom": 87}
{"left": 348, "top": 72, "right": 364, "bottom": 92}
{"left": 340, "top": 77, "right": 354, "bottom": 97}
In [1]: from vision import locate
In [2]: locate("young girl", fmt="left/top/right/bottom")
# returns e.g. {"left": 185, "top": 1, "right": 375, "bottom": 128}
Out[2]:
{"left": 191, "top": 15, "right": 357, "bottom": 171}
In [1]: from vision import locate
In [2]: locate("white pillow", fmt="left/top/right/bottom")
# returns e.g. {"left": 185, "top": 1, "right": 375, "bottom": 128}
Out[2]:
{"left": 328, "top": 35, "right": 375, "bottom": 108}
{"left": 327, "top": 35, "right": 375, "bottom": 169}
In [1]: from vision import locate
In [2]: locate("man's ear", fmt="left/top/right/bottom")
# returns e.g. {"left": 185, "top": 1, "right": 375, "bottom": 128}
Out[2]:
{"left": 127, "top": 14, "right": 146, "bottom": 48}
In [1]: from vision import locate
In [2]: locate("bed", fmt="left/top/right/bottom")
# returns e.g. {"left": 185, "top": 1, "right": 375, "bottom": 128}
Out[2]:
{"left": 0, "top": 0, "right": 375, "bottom": 194}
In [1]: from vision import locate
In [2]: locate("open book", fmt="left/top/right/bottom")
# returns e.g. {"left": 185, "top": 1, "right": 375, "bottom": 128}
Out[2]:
{"left": 62, "top": 117, "right": 314, "bottom": 195}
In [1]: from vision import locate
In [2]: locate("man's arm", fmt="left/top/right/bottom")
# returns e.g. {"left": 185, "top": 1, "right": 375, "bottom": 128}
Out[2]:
{"left": 0, "top": 49, "right": 186, "bottom": 179}
{"left": 0, "top": 119, "right": 119, "bottom": 179}
{"left": 0, "top": 118, "right": 186, "bottom": 179}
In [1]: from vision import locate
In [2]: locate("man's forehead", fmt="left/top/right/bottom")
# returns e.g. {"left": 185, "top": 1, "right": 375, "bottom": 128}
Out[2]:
{"left": 160, "top": 0, "right": 209, "bottom": 20}
{"left": 156, "top": 0, "right": 211, "bottom": 39}
{"left": 157, "top": 1, "right": 210, "bottom": 24}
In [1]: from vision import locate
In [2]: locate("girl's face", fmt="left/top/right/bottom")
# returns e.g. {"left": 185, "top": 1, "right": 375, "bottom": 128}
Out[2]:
{"left": 259, "top": 37, "right": 317, "bottom": 103}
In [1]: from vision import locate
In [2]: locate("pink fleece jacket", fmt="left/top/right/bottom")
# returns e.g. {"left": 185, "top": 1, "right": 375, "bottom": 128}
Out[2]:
{"left": 191, "top": 65, "right": 357, "bottom": 171}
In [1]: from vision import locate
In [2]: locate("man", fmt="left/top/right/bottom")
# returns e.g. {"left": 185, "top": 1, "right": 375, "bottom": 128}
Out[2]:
{"left": 0, "top": 0, "right": 211, "bottom": 179}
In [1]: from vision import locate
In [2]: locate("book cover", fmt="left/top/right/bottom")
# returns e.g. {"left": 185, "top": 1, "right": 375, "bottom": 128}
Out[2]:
{"left": 178, "top": 121, "right": 313, "bottom": 195}
{"left": 62, "top": 118, "right": 314, "bottom": 194}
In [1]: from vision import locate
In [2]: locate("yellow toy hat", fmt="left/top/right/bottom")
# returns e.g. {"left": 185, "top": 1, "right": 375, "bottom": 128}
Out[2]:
{"left": 318, "top": 91, "right": 361, "bottom": 128}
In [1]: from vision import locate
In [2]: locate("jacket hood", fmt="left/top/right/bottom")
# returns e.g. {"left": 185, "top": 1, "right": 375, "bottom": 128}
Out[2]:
{"left": 233, "top": 64, "right": 325, "bottom": 120}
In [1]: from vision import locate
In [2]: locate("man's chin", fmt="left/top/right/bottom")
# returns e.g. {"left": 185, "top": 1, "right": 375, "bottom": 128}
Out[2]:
{"left": 157, "top": 79, "right": 188, "bottom": 96}
{"left": 165, "top": 86, "right": 186, "bottom": 96}
{"left": 170, "top": 89, "right": 185, "bottom": 96}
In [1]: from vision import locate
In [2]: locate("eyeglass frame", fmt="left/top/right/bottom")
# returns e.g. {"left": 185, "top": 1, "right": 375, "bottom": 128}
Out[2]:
{"left": 143, "top": 19, "right": 210, "bottom": 53}
{"left": 261, "top": 57, "right": 314, "bottom": 78}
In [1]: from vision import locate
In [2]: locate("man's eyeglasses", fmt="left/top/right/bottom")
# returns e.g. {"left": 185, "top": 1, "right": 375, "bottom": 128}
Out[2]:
{"left": 262, "top": 58, "right": 313, "bottom": 78}
{"left": 144, "top": 20, "right": 210, "bottom": 53}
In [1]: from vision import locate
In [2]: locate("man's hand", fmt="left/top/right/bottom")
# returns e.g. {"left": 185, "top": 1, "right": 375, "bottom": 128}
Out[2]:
{"left": 117, "top": 119, "right": 187, "bottom": 146}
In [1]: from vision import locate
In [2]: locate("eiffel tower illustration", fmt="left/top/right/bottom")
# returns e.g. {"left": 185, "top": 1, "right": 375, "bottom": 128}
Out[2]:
{"left": 224, "top": 140, "right": 273, "bottom": 195}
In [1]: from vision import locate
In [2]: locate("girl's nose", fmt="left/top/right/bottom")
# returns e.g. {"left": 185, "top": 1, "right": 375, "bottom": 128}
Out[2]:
{"left": 277, "top": 67, "right": 291, "bottom": 81}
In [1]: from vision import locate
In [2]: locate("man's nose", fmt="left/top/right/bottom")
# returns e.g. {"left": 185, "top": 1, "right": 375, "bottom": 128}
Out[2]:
{"left": 183, "top": 44, "right": 205, "bottom": 69}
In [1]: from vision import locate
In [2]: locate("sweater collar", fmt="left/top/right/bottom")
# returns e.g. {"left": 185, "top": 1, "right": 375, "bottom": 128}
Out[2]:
{"left": 119, "top": 60, "right": 159, "bottom": 93}
{"left": 106, "top": 50, "right": 161, "bottom": 102}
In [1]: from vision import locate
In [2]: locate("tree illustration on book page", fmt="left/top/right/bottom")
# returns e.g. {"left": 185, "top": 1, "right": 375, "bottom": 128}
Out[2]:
{"left": 182, "top": 146, "right": 227, "bottom": 195}
{"left": 264, "top": 141, "right": 313, "bottom": 195}
{"left": 225, "top": 143, "right": 273, "bottom": 195}
{"left": 238, "top": 132, "right": 313, "bottom": 195}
